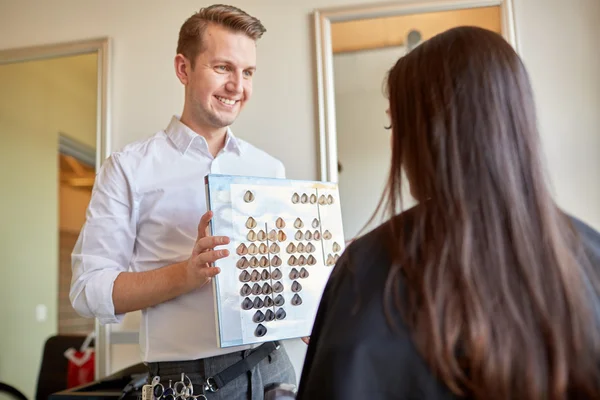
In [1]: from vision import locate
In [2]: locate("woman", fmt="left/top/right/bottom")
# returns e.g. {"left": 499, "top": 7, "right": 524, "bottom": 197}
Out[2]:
{"left": 297, "top": 26, "right": 600, "bottom": 400}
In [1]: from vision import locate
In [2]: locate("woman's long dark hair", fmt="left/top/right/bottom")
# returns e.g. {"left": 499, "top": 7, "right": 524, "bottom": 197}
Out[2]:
{"left": 380, "top": 26, "right": 600, "bottom": 399}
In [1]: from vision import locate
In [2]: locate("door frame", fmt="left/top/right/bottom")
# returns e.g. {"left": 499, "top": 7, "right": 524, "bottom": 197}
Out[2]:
{"left": 0, "top": 37, "right": 112, "bottom": 380}
{"left": 0, "top": 37, "right": 111, "bottom": 172}
{"left": 313, "top": 0, "right": 518, "bottom": 183}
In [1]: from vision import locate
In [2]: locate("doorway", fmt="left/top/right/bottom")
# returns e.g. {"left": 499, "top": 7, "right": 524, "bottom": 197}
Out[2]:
{"left": 58, "top": 135, "right": 97, "bottom": 335}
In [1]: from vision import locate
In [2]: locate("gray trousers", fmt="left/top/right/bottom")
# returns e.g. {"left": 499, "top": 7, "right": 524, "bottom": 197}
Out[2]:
{"left": 147, "top": 344, "right": 296, "bottom": 400}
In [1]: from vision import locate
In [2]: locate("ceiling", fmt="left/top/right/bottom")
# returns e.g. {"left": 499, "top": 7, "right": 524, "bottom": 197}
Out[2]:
{"left": 59, "top": 153, "right": 95, "bottom": 190}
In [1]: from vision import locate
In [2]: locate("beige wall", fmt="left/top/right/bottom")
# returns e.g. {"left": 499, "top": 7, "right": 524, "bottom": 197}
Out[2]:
{"left": 0, "top": 0, "right": 599, "bottom": 391}
{"left": 0, "top": 54, "right": 96, "bottom": 398}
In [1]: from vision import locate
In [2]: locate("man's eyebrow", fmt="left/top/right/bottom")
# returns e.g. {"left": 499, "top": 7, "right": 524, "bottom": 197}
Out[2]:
{"left": 212, "top": 58, "right": 233, "bottom": 64}
{"left": 212, "top": 58, "right": 256, "bottom": 70}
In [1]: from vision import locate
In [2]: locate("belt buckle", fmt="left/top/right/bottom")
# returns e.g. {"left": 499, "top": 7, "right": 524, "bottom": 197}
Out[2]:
{"left": 203, "top": 376, "right": 219, "bottom": 393}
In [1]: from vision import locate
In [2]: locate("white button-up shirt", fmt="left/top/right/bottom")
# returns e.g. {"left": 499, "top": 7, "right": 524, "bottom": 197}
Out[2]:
{"left": 70, "top": 116, "right": 286, "bottom": 362}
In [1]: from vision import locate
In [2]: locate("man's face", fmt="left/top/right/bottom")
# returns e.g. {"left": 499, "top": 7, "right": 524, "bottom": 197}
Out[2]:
{"left": 181, "top": 23, "right": 256, "bottom": 129}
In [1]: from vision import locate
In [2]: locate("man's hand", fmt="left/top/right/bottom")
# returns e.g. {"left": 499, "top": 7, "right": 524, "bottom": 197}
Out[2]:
{"left": 186, "top": 211, "right": 230, "bottom": 289}
{"left": 112, "top": 211, "right": 231, "bottom": 314}
{"left": 302, "top": 337, "right": 310, "bottom": 345}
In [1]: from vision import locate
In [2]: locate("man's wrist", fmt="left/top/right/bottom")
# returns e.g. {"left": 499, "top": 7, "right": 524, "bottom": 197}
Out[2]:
{"left": 171, "top": 260, "right": 195, "bottom": 294}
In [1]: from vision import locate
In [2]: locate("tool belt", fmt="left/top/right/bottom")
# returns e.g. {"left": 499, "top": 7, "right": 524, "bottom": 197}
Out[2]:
{"left": 146, "top": 341, "right": 281, "bottom": 398}
{"left": 204, "top": 341, "right": 280, "bottom": 393}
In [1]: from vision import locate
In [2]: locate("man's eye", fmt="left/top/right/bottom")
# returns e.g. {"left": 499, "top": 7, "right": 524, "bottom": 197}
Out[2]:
{"left": 243, "top": 70, "right": 254, "bottom": 78}
{"left": 216, "top": 65, "right": 229, "bottom": 72}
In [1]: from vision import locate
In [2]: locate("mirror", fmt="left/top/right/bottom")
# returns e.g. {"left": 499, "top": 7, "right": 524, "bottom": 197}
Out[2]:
{"left": 314, "top": 0, "right": 518, "bottom": 241}
{"left": 0, "top": 38, "right": 110, "bottom": 396}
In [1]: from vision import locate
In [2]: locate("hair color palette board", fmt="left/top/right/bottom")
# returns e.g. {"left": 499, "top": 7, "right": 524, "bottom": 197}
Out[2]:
{"left": 205, "top": 174, "right": 345, "bottom": 347}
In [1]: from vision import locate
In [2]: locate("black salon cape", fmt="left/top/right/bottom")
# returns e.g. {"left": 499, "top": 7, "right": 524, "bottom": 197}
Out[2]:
{"left": 296, "top": 211, "right": 600, "bottom": 400}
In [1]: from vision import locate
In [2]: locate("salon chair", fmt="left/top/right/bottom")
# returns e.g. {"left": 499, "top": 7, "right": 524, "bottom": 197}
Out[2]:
{"left": 0, "top": 382, "right": 28, "bottom": 400}
{"left": 36, "top": 334, "right": 93, "bottom": 400}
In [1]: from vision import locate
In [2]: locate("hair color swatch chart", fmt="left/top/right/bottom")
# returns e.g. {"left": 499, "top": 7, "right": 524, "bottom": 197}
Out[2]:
{"left": 205, "top": 174, "right": 345, "bottom": 347}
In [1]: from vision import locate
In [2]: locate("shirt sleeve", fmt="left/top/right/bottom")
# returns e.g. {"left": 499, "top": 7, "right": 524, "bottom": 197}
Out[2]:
{"left": 70, "top": 152, "right": 137, "bottom": 324}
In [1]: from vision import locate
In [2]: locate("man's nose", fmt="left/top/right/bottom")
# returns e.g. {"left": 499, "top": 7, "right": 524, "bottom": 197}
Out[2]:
{"left": 225, "top": 71, "right": 243, "bottom": 94}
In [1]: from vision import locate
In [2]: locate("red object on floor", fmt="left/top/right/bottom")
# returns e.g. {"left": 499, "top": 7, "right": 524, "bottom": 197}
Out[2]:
{"left": 64, "top": 333, "right": 95, "bottom": 388}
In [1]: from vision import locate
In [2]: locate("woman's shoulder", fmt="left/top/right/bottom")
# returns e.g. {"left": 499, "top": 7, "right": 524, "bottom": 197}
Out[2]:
{"left": 324, "top": 205, "right": 422, "bottom": 305}
{"left": 569, "top": 215, "right": 600, "bottom": 264}
{"left": 341, "top": 205, "right": 421, "bottom": 268}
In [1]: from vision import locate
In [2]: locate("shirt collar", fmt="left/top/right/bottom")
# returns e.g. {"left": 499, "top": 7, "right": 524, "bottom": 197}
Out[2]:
{"left": 165, "top": 115, "right": 242, "bottom": 156}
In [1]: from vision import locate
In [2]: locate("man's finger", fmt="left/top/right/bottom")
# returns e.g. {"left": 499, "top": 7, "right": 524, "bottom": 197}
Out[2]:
{"left": 197, "top": 211, "right": 213, "bottom": 239}
{"left": 202, "top": 266, "right": 221, "bottom": 278}
{"left": 192, "top": 235, "right": 230, "bottom": 257}
{"left": 191, "top": 248, "right": 230, "bottom": 266}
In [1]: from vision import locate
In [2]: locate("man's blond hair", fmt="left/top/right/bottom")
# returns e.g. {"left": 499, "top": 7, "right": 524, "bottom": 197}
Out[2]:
{"left": 177, "top": 4, "right": 266, "bottom": 68}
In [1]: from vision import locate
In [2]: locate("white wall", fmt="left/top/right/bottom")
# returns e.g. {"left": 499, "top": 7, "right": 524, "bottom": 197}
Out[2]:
{"left": 1, "top": 0, "right": 599, "bottom": 386}
{"left": 514, "top": 0, "right": 600, "bottom": 228}
{"left": 334, "top": 46, "right": 410, "bottom": 240}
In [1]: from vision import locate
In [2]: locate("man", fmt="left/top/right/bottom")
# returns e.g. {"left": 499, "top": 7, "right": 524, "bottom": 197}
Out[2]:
{"left": 70, "top": 5, "right": 296, "bottom": 399}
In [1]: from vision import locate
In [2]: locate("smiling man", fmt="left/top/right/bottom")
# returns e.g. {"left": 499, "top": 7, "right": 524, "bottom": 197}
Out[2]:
{"left": 70, "top": 5, "right": 296, "bottom": 399}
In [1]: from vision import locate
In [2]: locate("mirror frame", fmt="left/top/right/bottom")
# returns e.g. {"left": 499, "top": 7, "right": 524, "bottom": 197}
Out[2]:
{"left": 0, "top": 37, "right": 111, "bottom": 172}
{"left": 0, "top": 37, "right": 112, "bottom": 379}
{"left": 313, "top": 0, "right": 518, "bottom": 183}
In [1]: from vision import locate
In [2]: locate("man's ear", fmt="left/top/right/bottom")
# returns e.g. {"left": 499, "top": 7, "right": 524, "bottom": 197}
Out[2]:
{"left": 174, "top": 54, "right": 190, "bottom": 85}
